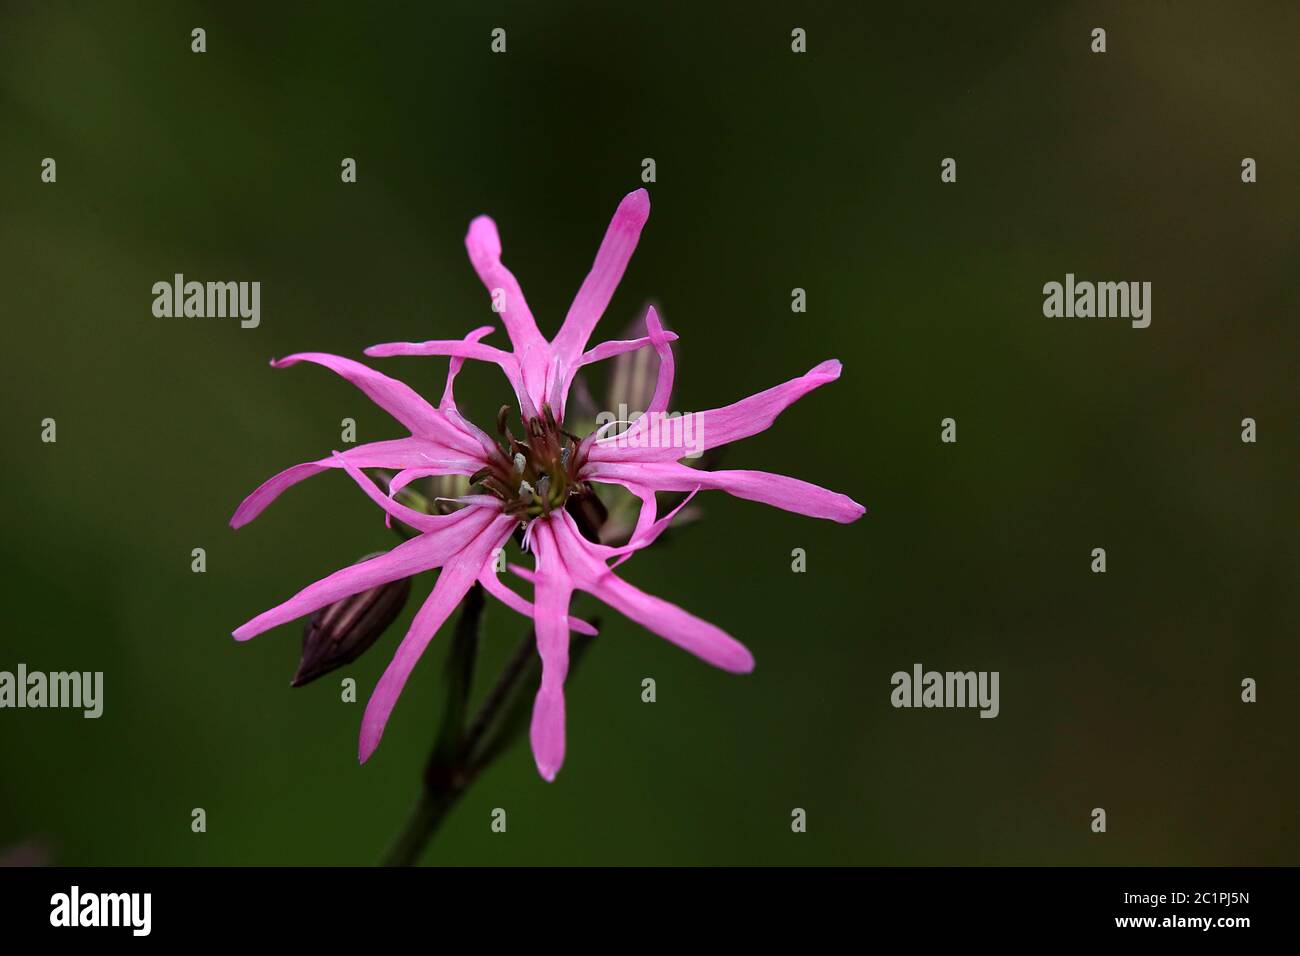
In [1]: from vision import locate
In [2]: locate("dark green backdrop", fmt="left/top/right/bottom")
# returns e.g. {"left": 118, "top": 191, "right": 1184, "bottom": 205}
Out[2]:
{"left": 2, "top": 1, "right": 1297, "bottom": 865}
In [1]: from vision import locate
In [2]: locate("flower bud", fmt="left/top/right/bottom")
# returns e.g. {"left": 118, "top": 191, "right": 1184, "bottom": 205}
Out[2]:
{"left": 292, "top": 554, "right": 413, "bottom": 687}
{"left": 427, "top": 473, "right": 471, "bottom": 515}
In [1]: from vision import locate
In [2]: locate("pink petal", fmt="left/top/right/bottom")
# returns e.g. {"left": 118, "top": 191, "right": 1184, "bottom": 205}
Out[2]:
{"left": 359, "top": 513, "right": 517, "bottom": 762}
{"left": 442, "top": 406, "right": 501, "bottom": 462}
{"left": 551, "top": 189, "right": 651, "bottom": 365}
{"left": 586, "top": 461, "right": 865, "bottom": 524}
{"left": 440, "top": 325, "right": 496, "bottom": 410}
{"left": 385, "top": 462, "right": 479, "bottom": 499}
{"left": 230, "top": 438, "right": 480, "bottom": 529}
{"left": 607, "top": 487, "right": 699, "bottom": 568}
{"left": 231, "top": 460, "right": 326, "bottom": 529}
{"left": 612, "top": 482, "right": 657, "bottom": 552}
{"left": 446, "top": 494, "right": 506, "bottom": 509}
{"left": 428, "top": 327, "right": 504, "bottom": 457}
{"left": 556, "top": 484, "right": 697, "bottom": 568}
{"left": 550, "top": 515, "right": 754, "bottom": 674}
{"left": 363, "top": 337, "right": 513, "bottom": 365}
{"left": 463, "top": 216, "right": 553, "bottom": 414}
{"left": 331, "top": 451, "right": 453, "bottom": 533}
{"left": 477, "top": 566, "right": 598, "bottom": 636}
{"left": 577, "top": 330, "right": 679, "bottom": 367}
{"left": 464, "top": 215, "right": 548, "bottom": 355}
{"left": 270, "top": 352, "right": 469, "bottom": 449}
{"left": 506, "top": 563, "right": 539, "bottom": 584}
{"left": 364, "top": 337, "right": 537, "bottom": 422}
{"left": 588, "top": 359, "right": 843, "bottom": 464}
{"left": 527, "top": 522, "right": 576, "bottom": 781}
{"left": 232, "top": 506, "right": 499, "bottom": 642}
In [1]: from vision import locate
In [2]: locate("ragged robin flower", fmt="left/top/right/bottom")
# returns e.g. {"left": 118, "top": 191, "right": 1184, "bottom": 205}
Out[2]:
{"left": 232, "top": 189, "right": 865, "bottom": 780}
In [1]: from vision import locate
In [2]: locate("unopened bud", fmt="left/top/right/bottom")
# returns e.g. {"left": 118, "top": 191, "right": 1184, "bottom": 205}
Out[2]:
{"left": 292, "top": 555, "right": 413, "bottom": 686}
{"left": 427, "top": 473, "right": 471, "bottom": 515}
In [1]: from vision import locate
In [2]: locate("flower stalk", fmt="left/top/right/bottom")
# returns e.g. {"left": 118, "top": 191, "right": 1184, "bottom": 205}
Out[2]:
{"left": 381, "top": 585, "right": 595, "bottom": 866}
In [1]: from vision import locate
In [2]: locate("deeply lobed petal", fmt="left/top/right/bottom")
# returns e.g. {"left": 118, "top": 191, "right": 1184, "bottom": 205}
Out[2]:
{"left": 439, "top": 325, "right": 495, "bottom": 411}
{"left": 577, "top": 329, "right": 678, "bottom": 368}
{"left": 525, "top": 521, "right": 576, "bottom": 781}
{"left": 586, "top": 460, "right": 865, "bottom": 524}
{"left": 230, "top": 437, "right": 481, "bottom": 529}
{"left": 551, "top": 188, "right": 651, "bottom": 366}
{"left": 232, "top": 505, "right": 499, "bottom": 642}
{"left": 548, "top": 512, "right": 755, "bottom": 674}
{"left": 270, "top": 352, "right": 482, "bottom": 455}
{"left": 464, "top": 216, "right": 551, "bottom": 414}
{"left": 588, "top": 359, "right": 844, "bottom": 465}
{"left": 363, "top": 337, "right": 534, "bottom": 417}
{"left": 463, "top": 217, "right": 548, "bottom": 355}
{"left": 331, "top": 451, "right": 453, "bottom": 534}
{"left": 478, "top": 565, "right": 598, "bottom": 637}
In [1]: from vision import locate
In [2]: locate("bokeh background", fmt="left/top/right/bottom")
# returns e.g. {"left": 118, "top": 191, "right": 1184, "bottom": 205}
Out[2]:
{"left": 2, "top": 1, "right": 1297, "bottom": 865}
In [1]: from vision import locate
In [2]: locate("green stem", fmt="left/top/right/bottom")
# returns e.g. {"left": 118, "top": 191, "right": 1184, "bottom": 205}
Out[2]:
{"left": 380, "top": 603, "right": 538, "bottom": 867}
{"left": 379, "top": 586, "right": 598, "bottom": 866}
{"left": 381, "top": 788, "right": 458, "bottom": 868}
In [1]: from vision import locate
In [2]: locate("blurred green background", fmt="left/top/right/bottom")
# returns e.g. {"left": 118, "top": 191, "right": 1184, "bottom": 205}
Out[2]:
{"left": 2, "top": 1, "right": 1297, "bottom": 865}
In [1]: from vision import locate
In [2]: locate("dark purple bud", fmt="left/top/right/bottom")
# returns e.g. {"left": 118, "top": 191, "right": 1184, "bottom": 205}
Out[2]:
{"left": 292, "top": 554, "right": 412, "bottom": 687}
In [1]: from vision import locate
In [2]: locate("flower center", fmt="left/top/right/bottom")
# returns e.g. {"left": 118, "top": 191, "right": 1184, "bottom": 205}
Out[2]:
{"left": 473, "top": 404, "right": 590, "bottom": 519}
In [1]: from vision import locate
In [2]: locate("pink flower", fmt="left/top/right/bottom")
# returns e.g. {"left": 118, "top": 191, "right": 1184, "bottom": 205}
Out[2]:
{"left": 232, "top": 189, "right": 865, "bottom": 781}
